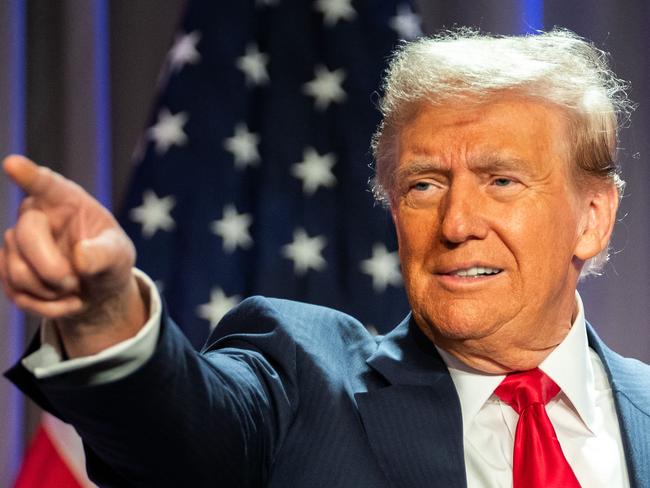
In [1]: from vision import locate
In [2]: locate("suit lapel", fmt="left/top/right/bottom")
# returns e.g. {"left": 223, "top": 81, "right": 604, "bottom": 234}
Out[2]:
{"left": 588, "top": 324, "right": 650, "bottom": 488}
{"left": 356, "top": 316, "right": 466, "bottom": 488}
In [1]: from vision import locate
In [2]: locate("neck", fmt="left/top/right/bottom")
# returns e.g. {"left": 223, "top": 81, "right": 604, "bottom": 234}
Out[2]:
{"left": 419, "top": 307, "right": 576, "bottom": 374}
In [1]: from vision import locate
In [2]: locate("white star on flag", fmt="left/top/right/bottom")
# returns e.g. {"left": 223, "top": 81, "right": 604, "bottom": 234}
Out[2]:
{"left": 148, "top": 108, "right": 189, "bottom": 155}
{"left": 168, "top": 30, "right": 202, "bottom": 73}
{"left": 292, "top": 147, "right": 337, "bottom": 195}
{"left": 360, "top": 243, "right": 402, "bottom": 292}
{"left": 236, "top": 43, "right": 270, "bottom": 86}
{"left": 303, "top": 65, "right": 347, "bottom": 111}
{"left": 282, "top": 228, "right": 327, "bottom": 275}
{"left": 315, "top": 0, "right": 357, "bottom": 26}
{"left": 129, "top": 190, "right": 176, "bottom": 239}
{"left": 256, "top": 0, "right": 280, "bottom": 6}
{"left": 211, "top": 204, "right": 254, "bottom": 253}
{"left": 389, "top": 4, "right": 423, "bottom": 40}
{"left": 197, "top": 287, "right": 241, "bottom": 329}
{"left": 224, "top": 123, "right": 261, "bottom": 169}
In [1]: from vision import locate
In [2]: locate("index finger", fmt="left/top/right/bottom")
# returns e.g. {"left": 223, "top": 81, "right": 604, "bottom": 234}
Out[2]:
{"left": 2, "top": 155, "right": 77, "bottom": 204}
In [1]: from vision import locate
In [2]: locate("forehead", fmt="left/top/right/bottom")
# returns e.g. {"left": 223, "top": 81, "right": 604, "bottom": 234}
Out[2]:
{"left": 396, "top": 96, "right": 571, "bottom": 170}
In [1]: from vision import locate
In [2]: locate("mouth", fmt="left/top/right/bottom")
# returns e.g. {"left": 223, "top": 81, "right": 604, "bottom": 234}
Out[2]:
{"left": 433, "top": 265, "right": 505, "bottom": 289}
{"left": 445, "top": 266, "right": 503, "bottom": 278}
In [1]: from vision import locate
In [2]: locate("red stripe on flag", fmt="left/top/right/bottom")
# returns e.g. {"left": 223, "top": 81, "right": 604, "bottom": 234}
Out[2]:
{"left": 13, "top": 425, "right": 83, "bottom": 488}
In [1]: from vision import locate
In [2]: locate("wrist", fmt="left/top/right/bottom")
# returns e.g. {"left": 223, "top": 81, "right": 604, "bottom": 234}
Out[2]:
{"left": 55, "top": 272, "right": 149, "bottom": 358}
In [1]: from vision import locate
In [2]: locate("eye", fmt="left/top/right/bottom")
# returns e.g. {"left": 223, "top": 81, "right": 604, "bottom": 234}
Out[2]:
{"left": 413, "top": 181, "right": 432, "bottom": 191}
{"left": 402, "top": 179, "right": 443, "bottom": 209}
{"left": 492, "top": 177, "right": 513, "bottom": 187}
{"left": 487, "top": 176, "right": 525, "bottom": 198}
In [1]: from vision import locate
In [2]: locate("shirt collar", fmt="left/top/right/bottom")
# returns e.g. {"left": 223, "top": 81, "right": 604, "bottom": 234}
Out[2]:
{"left": 435, "top": 345, "right": 503, "bottom": 435}
{"left": 539, "top": 292, "right": 597, "bottom": 433}
{"left": 436, "top": 291, "right": 597, "bottom": 435}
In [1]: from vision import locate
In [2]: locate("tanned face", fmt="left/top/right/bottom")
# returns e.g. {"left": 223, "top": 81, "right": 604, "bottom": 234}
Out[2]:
{"left": 391, "top": 96, "right": 618, "bottom": 373}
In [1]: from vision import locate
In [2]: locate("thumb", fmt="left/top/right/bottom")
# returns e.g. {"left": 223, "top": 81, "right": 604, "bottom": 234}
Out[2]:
{"left": 73, "top": 227, "right": 136, "bottom": 278}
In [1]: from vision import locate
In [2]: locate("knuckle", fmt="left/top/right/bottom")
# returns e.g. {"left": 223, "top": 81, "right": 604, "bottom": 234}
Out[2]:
{"left": 18, "top": 196, "right": 35, "bottom": 215}
{"left": 0, "top": 270, "right": 14, "bottom": 299}
{"left": 12, "top": 293, "right": 31, "bottom": 311}
{"left": 39, "top": 260, "right": 71, "bottom": 285}
{"left": 16, "top": 209, "right": 46, "bottom": 235}
{"left": 13, "top": 293, "right": 46, "bottom": 317}
{"left": 6, "top": 256, "right": 31, "bottom": 289}
{"left": 8, "top": 262, "right": 57, "bottom": 299}
{"left": 3, "top": 229, "right": 15, "bottom": 247}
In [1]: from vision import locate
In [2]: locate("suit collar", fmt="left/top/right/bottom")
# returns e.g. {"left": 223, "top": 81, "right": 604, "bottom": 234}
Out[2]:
{"left": 587, "top": 322, "right": 650, "bottom": 488}
{"left": 361, "top": 317, "right": 650, "bottom": 488}
{"left": 357, "top": 314, "right": 467, "bottom": 488}
{"left": 587, "top": 322, "right": 650, "bottom": 412}
{"left": 366, "top": 313, "right": 451, "bottom": 386}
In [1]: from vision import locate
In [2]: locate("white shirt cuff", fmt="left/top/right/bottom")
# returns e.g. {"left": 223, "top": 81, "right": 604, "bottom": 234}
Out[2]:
{"left": 21, "top": 268, "right": 162, "bottom": 385}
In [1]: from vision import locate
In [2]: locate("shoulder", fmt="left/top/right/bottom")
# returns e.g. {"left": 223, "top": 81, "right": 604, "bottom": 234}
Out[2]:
{"left": 588, "top": 323, "right": 650, "bottom": 380}
{"left": 589, "top": 324, "right": 650, "bottom": 411}
{"left": 603, "top": 351, "right": 650, "bottom": 392}
{"left": 604, "top": 350, "right": 650, "bottom": 388}
{"left": 203, "top": 296, "right": 380, "bottom": 364}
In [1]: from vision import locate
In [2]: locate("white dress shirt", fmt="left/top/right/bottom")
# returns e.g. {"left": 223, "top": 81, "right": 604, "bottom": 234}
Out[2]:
{"left": 22, "top": 269, "right": 162, "bottom": 384}
{"left": 22, "top": 273, "right": 630, "bottom": 486}
{"left": 437, "top": 293, "right": 630, "bottom": 487}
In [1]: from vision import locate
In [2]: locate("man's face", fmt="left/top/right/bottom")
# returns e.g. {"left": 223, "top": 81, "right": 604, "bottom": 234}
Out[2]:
{"left": 391, "top": 96, "right": 611, "bottom": 372}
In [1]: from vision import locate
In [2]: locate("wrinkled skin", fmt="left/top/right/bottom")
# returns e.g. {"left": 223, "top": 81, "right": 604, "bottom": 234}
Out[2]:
{"left": 0, "top": 156, "right": 146, "bottom": 357}
{"left": 391, "top": 96, "right": 618, "bottom": 373}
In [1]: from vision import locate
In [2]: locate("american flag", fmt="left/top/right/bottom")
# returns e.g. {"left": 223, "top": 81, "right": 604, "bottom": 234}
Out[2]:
{"left": 119, "top": 0, "right": 422, "bottom": 349}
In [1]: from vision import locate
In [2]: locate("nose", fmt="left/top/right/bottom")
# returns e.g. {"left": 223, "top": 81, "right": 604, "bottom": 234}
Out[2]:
{"left": 439, "top": 179, "right": 488, "bottom": 245}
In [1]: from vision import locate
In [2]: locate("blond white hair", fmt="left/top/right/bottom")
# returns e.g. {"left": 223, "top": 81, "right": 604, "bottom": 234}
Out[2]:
{"left": 371, "top": 28, "right": 633, "bottom": 276}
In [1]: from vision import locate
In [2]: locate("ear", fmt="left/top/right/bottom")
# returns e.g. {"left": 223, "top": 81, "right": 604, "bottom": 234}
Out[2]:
{"left": 574, "top": 183, "right": 619, "bottom": 260}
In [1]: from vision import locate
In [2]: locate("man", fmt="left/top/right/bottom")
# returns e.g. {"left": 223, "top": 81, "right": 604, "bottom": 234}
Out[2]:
{"left": 3, "top": 29, "right": 650, "bottom": 487}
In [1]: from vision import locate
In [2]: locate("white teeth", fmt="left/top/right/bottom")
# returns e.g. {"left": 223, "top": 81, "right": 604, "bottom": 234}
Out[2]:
{"left": 454, "top": 267, "right": 501, "bottom": 277}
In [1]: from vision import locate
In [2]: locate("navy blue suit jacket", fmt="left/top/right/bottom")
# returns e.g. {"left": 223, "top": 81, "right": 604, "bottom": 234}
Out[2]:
{"left": 7, "top": 296, "right": 650, "bottom": 487}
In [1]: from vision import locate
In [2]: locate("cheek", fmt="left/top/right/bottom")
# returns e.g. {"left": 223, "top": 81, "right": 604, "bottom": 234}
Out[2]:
{"left": 395, "top": 212, "right": 438, "bottom": 254}
{"left": 497, "top": 204, "right": 580, "bottom": 280}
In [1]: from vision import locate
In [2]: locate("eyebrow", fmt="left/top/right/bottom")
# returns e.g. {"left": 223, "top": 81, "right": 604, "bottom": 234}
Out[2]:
{"left": 472, "top": 155, "right": 535, "bottom": 176}
{"left": 393, "top": 153, "right": 534, "bottom": 182}
{"left": 392, "top": 161, "right": 443, "bottom": 184}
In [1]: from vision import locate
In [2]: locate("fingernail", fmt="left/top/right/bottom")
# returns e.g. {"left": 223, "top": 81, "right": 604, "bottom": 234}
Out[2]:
{"left": 61, "top": 275, "right": 78, "bottom": 290}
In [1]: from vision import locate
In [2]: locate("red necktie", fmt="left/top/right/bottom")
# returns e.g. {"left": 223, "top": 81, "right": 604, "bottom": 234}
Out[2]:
{"left": 494, "top": 368, "right": 581, "bottom": 488}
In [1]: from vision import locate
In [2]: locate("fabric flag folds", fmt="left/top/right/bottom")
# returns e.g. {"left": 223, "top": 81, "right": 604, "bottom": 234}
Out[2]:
{"left": 120, "top": 0, "right": 421, "bottom": 349}
{"left": 13, "top": 414, "right": 96, "bottom": 488}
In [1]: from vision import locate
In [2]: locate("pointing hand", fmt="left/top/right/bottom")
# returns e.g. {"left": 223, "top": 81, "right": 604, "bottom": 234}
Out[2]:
{"left": 0, "top": 155, "right": 147, "bottom": 357}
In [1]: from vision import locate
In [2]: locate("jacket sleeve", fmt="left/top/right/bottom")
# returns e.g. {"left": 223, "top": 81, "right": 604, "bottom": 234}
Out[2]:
{"left": 5, "top": 296, "right": 299, "bottom": 488}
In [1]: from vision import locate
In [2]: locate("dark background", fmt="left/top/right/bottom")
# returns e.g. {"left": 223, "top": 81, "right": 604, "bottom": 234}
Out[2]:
{"left": 1, "top": 1, "right": 649, "bottom": 485}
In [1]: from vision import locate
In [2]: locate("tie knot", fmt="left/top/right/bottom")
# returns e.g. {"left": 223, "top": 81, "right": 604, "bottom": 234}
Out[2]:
{"left": 494, "top": 368, "right": 561, "bottom": 414}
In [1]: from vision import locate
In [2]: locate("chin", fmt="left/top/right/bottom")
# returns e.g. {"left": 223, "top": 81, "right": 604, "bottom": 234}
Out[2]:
{"left": 412, "top": 299, "right": 509, "bottom": 343}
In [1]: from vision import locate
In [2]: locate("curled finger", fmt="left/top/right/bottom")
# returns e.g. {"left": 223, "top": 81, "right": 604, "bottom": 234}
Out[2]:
{"left": 18, "top": 196, "right": 36, "bottom": 216}
{"left": 0, "top": 248, "right": 17, "bottom": 301}
{"left": 14, "top": 209, "right": 79, "bottom": 291}
{"left": 12, "top": 292, "right": 83, "bottom": 319}
{"left": 3, "top": 228, "right": 62, "bottom": 300}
